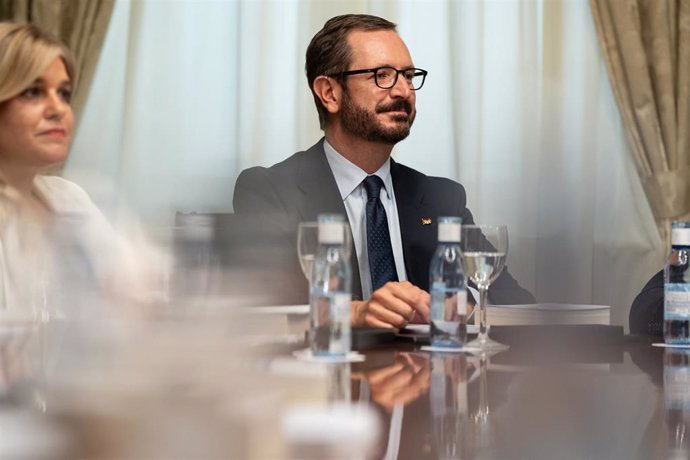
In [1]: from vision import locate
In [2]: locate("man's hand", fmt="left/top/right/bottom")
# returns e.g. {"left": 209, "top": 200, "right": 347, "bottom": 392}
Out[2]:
{"left": 351, "top": 281, "right": 430, "bottom": 329}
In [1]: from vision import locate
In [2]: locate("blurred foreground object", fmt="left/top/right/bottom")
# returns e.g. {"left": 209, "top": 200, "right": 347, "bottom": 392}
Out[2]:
{"left": 282, "top": 403, "right": 379, "bottom": 460}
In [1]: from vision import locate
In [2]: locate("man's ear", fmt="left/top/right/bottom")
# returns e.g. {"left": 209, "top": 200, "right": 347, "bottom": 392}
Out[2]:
{"left": 312, "top": 76, "right": 342, "bottom": 115}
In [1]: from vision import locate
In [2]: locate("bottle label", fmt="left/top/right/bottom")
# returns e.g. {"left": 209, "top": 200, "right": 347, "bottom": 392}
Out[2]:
{"left": 430, "top": 282, "right": 446, "bottom": 320}
{"left": 430, "top": 283, "right": 467, "bottom": 320}
{"left": 332, "top": 293, "right": 351, "bottom": 323}
{"left": 330, "top": 292, "right": 351, "bottom": 355}
{"left": 665, "top": 284, "right": 690, "bottom": 318}
{"left": 457, "top": 290, "right": 467, "bottom": 316}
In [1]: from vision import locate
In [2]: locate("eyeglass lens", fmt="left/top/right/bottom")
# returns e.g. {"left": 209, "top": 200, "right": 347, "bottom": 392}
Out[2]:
{"left": 375, "top": 67, "right": 425, "bottom": 90}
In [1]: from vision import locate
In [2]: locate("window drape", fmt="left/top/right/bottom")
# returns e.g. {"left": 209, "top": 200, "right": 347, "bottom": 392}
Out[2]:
{"left": 589, "top": 0, "right": 690, "bottom": 247}
{"left": 0, "top": 0, "right": 115, "bottom": 120}
{"left": 68, "top": 0, "right": 664, "bottom": 328}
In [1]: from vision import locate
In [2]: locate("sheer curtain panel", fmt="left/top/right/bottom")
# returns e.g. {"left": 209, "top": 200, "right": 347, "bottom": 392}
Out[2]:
{"left": 68, "top": 0, "right": 664, "bottom": 328}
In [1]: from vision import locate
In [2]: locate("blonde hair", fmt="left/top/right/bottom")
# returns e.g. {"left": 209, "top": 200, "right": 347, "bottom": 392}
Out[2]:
{"left": 0, "top": 22, "right": 76, "bottom": 104}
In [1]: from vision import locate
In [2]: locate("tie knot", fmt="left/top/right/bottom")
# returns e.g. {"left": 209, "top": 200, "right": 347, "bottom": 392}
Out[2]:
{"left": 363, "top": 175, "right": 385, "bottom": 200}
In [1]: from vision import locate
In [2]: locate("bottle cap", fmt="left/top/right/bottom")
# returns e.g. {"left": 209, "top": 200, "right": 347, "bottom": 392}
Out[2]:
{"left": 438, "top": 221, "right": 461, "bottom": 243}
{"left": 318, "top": 222, "right": 344, "bottom": 244}
{"left": 672, "top": 227, "right": 690, "bottom": 246}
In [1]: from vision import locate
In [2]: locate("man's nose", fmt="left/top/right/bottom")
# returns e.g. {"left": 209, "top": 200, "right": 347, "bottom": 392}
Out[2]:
{"left": 389, "top": 73, "right": 413, "bottom": 98}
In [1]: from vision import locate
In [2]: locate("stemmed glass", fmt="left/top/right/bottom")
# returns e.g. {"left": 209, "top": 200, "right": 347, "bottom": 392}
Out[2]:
{"left": 461, "top": 225, "right": 509, "bottom": 351}
{"left": 297, "top": 222, "right": 319, "bottom": 281}
{"left": 297, "top": 221, "right": 352, "bottom": 281}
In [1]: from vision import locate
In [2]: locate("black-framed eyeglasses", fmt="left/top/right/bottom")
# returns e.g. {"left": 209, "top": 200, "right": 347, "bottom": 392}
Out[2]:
{"left": 331, "top": 66, "right": 428, "bottom": 90}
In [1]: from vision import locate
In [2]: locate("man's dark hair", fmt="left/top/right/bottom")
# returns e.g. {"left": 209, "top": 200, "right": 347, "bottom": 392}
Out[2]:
{"left": 305, "top": 14, "right": 397, "bottom": 130}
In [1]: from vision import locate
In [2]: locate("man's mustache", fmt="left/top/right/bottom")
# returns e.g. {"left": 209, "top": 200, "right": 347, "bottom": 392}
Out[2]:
{"left": 376, "top": 100, "right": 412, "bottom": 115}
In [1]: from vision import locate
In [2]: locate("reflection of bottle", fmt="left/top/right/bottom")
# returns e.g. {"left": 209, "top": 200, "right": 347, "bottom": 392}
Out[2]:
{"left": 310, "top": 214, "right": 351, "bottom": 356}
{"left": 664, "top": 349, "right": 690, "bottom": 458}
{"left": 665, "top": 221, "right": 690, "bottom": 344}
{"left": 327, "top": 363, "right": 351, "bottom": 403}
{"left": 429, "top": 217, "right": 467, "bottom": 348}
{"left": 430, "top": 354, "right": 468, "bottom": 460}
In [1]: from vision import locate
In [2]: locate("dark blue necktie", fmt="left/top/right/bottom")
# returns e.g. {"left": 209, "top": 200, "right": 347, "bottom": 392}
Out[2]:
{"left": 363, "top": 175, "right": 398, "bottom": 291}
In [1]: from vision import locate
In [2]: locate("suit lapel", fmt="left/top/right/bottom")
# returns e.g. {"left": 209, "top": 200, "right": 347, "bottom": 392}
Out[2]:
{"left": 295, "top": 140, "right": 363, "bottom": 300}
{"left": 391, "top": 159, "right": 428, "bottom": 284}
{"left": 295, "top": 141, "right": 344, "bottom": 218}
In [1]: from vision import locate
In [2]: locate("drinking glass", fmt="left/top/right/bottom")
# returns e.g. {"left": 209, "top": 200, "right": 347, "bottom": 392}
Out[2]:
{"left": 461, "top": 225, "right": 509, "bottom": 351}
{"left": 297, "top": 222, "right": 319, "bottom": 281}
{"left": 297, "top": 221, "right": 352, "bottom": 281}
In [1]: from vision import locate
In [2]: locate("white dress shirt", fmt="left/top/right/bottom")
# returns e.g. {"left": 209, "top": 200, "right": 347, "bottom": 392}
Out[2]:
{"left": 323, "top": 140, "right": 407, "bottom": 299}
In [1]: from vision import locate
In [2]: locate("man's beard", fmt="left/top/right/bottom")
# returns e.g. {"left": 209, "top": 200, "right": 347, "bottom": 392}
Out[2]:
{"left": 340, "top": 91, "right": 415, "bottom": 145}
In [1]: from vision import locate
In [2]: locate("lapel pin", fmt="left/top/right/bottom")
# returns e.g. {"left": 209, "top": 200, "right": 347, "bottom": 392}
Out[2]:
{"left": 421, "top": 217, "right": 432, "bottom": 225}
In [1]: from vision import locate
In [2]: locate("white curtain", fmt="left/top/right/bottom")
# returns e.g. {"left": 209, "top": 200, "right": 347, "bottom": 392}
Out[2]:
{"left": 67, "top": 0, "right": 665, "bottom": 328}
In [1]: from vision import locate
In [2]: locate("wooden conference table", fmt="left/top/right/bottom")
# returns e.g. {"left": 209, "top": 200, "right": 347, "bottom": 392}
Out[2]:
{"left": 281, "top": 325, "right": 683, "bottom": 460}
{"left": 0, "top": 313, "right": 682, "bottom": 460}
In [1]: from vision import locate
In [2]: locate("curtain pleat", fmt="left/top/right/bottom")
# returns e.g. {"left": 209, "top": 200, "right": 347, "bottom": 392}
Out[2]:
{"left": 0, "top": 0, "right": 115, "bottom": 120}
{"left": 589, "top": 0, "right": 690, "bottom": 247}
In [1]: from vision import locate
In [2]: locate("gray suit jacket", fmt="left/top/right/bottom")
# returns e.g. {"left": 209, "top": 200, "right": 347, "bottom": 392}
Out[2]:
{"left": 232, "top": 139, "right": 535, "bottom": 304}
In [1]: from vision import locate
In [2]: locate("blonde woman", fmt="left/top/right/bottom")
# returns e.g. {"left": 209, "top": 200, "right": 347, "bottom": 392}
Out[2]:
{"left": 0, "top": 22, "right": 164, "bottom": 314}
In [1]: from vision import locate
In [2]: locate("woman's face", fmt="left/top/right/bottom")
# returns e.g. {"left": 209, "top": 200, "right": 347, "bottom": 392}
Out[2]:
{"left": 0, "top": 57, "right": 74, "bottom": 171}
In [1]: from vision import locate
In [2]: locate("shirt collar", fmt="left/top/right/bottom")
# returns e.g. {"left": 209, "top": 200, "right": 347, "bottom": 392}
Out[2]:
{"left": 323, "top": 139, "right": 392, "bottom": 200}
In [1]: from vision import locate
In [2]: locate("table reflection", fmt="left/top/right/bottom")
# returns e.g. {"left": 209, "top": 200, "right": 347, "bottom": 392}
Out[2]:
{"left": 328, "top": 363, "right": 352, "bottom": 403}
{"left": 664, "top": 348, "right": 690, "bottom": 458}
{"left": 6, "top": 311, "right": 690, "bottom": 460}
{"left": 430, "top": 354, "right": 471, "bottom": 460}
{"left": 346, "top": 332, "right": 673, "bottom": 460}
{"left": 352, "top": 351, "right": 487, "bottom": 460}
{"left": 354, "top": 352, "right": 431, "bottom": 412}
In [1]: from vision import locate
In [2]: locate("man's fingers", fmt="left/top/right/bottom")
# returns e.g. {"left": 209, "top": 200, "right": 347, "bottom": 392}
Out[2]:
{"left": 366, "top": 300, "right": 409, "bottom": 329}
{"left": 384, "top": 281, "right": 430, "bottom": 321}
{"left": 357, "top": 281, "right": 433, "bottom": 329}
{"left": 365, "top": 311, "right": 401, "bottom": 329}
{"left": 370, "top": 285, "right": 416, "bottom": 320}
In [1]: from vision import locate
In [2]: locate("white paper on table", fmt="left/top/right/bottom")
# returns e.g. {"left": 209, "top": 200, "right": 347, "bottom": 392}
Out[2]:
{"left": 236, "top": 305, "right": 309, "bottom": 341}
{"left": 403, "top": 324, "right": 480, "bottom": 334}
{"left": 485, "top": 303, "right": 611, "bottom": 326}
{"left": 242, "top": 305, "right": 310, "bottom": 315}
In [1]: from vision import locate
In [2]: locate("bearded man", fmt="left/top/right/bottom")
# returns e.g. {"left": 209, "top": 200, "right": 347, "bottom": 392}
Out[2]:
{"left": 233, "top": 14, "right": 534, "bottom": 328}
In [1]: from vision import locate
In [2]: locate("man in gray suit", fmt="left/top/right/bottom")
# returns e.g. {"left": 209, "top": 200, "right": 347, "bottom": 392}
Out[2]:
{"left": 233, "top": 14, "right": 534, "bottom": 329}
